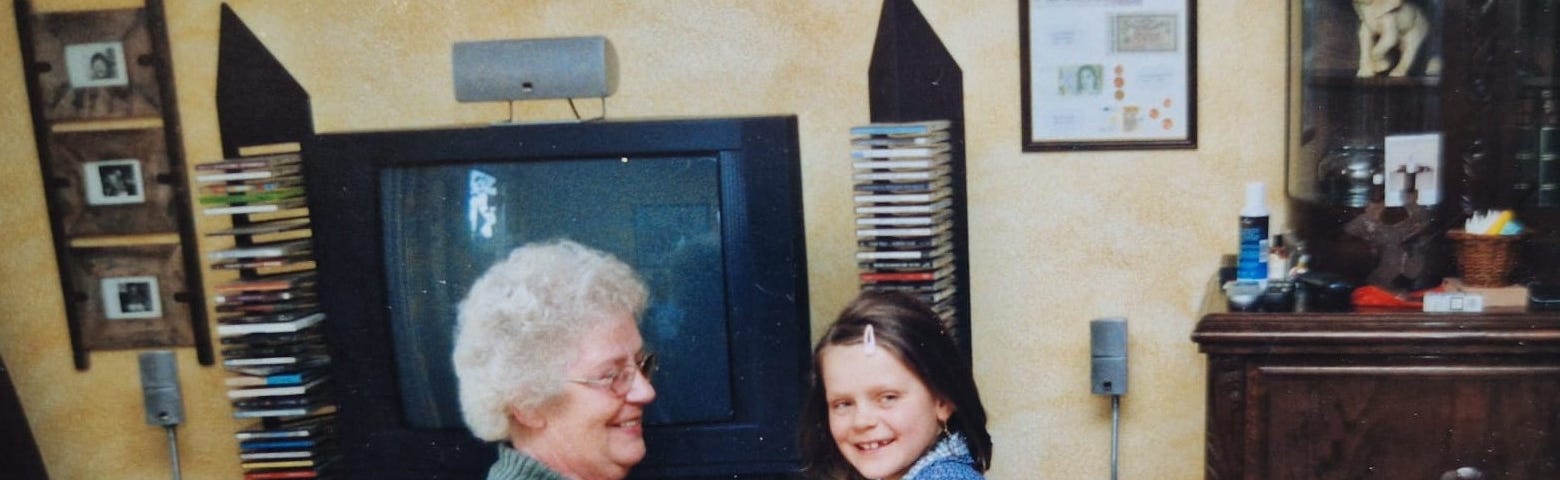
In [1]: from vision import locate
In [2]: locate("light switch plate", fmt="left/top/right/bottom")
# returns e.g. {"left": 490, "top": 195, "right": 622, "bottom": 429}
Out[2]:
{"left": 1384, "top": 133, "right": 1442, "bottom": 206}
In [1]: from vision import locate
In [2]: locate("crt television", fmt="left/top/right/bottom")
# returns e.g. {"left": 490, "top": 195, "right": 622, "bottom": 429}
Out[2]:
{"left": 302, "top": 116, "right": 811, "bottom": 479}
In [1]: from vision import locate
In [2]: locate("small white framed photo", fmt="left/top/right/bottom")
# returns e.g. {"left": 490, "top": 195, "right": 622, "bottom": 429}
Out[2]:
{"left": 83, "top": 158, "right": 146, "bottom": 206}
{"left": 101, "top": 276, "right": 162, "bottom": 320}
{"left": 64, "top": 41, "right": 130, "bottom": 88}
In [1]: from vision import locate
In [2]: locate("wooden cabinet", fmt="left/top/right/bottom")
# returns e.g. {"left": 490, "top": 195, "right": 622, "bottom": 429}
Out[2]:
{"left": 1193, "top": 311, "right": 1560, "bottom": 479}
{"left": 1215, "top": 2, "right": 1560, "bottom": 472}
{"left": 1287, "top": 0, "right": 1560, "bottom": 288}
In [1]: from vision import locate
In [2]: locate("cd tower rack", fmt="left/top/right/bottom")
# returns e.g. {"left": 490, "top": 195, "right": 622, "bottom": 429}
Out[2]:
{"left": 196, "top": 146, "right": 338, "bottom": 479}
{"left": 209, "top": 5, "right": 337, "bottom": 478}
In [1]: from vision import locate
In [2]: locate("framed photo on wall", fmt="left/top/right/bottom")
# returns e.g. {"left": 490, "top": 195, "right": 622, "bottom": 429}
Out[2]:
{"left": 82, "top": 158, "right": 146, "bottom": 206}
{"left": 100, "top": 276, "right": 162, "bottom": 320}
{"left": 26, "top": 8, "right": 162, "bottom": 122}
{"left": 47, "top": 128, "right": 175, "bottom": 236}
{"left": 63, "top": 41, "right": 130, "bottom": 88}
{"left": 18, "top": 0, "right": 211, "bottom": 369}
{"left": 70, "top": 244, "right": 192, "bottom": 351}
{"left": 1020, "top": 0, "right": 1198, "bottom": 151}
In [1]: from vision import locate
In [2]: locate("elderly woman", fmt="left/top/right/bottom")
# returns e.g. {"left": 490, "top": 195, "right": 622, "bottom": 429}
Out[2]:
{"left": 452, "top": 239, "right": 658, "bottom": 480}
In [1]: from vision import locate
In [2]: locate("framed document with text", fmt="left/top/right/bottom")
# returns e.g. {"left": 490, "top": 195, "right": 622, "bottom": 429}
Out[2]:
{"left": 1021, "top": 0, "right": 1197, "bottom": 151}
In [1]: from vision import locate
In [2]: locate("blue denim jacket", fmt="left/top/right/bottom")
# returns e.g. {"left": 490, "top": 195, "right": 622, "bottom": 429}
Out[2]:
{"left": 902, "top": 432, "right": 984, "bottom": 480}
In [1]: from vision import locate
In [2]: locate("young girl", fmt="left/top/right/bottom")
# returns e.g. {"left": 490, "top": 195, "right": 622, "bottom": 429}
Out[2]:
{"left": 799, "top": 291, "right": 993, "bottom": 479}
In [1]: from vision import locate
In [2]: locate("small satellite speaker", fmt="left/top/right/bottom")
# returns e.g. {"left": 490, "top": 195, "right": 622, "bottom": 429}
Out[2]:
{"left": 138, "top": 351, "right": 184, "bottom": 426}
{"left": 453, "top": 36, "right": 618, "bottom": 102}
{"left": 1090, "top": 317, "right": 1128, "bottom": 396}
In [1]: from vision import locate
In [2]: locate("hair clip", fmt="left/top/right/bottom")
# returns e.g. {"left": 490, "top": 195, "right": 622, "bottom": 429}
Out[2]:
{"left": 862, "top": 324, "right": 877, "bottom": 356}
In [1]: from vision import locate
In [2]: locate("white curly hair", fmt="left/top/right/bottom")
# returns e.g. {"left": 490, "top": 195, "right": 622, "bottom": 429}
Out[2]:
{"left": 451, "top": 239, "right": 648, "bottom": 441}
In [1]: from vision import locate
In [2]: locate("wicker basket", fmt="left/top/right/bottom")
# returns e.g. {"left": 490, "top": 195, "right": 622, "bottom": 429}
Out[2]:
{"left": 1447, "top": 230, "right": 1523, "bottom": 287}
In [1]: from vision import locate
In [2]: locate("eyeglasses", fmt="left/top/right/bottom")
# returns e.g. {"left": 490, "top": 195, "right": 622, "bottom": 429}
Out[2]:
{"left": 568, "top": 351, "right": 657, "bottom": 396}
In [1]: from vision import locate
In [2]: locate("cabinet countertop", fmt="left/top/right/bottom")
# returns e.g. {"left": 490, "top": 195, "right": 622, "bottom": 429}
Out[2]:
{"left": 1194, "top": 277, "right": 1560, "bottom": 355}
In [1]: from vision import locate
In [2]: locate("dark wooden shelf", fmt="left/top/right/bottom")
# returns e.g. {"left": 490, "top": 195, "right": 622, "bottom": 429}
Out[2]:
{"left": 1195, "top": 310, "right": 1560, "bottom": 355}
{"left": 1306, "top": 71, "right": 1443, "bottom": 89}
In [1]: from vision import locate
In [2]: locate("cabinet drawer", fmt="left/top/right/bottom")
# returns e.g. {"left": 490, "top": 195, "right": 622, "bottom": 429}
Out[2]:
{"left": 1247, "top": 364, "right": 1560, "bottom": 479}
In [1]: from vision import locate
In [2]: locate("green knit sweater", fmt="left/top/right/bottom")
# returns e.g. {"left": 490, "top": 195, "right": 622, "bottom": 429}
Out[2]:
{"left": 486, "top": 445, "right": 570, "bottom": 480}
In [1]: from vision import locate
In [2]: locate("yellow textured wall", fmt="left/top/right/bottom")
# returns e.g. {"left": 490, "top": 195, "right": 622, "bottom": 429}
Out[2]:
{"left": 0, "top": 1, "right": 1288, "bottom": 478}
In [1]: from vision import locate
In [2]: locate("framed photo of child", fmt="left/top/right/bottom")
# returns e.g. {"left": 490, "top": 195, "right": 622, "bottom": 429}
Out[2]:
{"left": 47, "top": 128, "right": 176, "bottom": 236}
{"left": 82, "top": 158, "right": 146, "bottom": 206}
{"left": 71, "top": 244, "right": 193, "bottom": 355}
{"left": 23, "top": 7, "right": 163, "bottom": 121}
{"left": 63, "top": 41, "right": 130, "bottom": 89}
{"left": 100, "top": 276, "right": 162, "bottom": 320}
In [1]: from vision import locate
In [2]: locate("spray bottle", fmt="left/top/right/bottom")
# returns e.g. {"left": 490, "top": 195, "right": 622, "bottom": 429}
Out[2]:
{"left": 1236, "top": 182, "right": 1270, "bottom": 285}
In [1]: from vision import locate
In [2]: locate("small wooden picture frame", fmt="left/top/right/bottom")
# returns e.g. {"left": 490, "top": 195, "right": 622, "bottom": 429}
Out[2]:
{"left": 28, "top": 8, "right": 162, "bottom": 122}
{"left": 47, "top": 128, "right": 175, "bottom": 236}
{"left": 70, "top": 244, "right": 191, "bottom": 351}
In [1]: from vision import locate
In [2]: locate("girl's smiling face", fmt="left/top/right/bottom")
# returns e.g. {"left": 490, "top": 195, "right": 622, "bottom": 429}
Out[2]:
{"left": 819, "top": 343, "right": 952, "bottom": 480}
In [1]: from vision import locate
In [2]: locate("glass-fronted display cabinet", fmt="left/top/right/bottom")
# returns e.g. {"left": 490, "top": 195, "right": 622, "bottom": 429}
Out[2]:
{"left": 1288, "top": 0, "right": 1560, "bottom": 289}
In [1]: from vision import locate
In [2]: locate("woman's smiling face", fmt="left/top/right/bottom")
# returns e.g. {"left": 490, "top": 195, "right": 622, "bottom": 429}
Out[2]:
{"left": 820, "top": 343, "right": 951, "bottom": 480}
{"left": 520, "top": 314, "right": 656, "bottom": 480}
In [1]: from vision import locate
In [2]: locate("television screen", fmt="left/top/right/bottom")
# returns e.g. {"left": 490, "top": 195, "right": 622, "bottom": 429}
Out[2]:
{"left": 304, "top": 116, "right": 810, "bottom": 479}
{"left": 381, "top": 155, "right": 733, "bottom": 429}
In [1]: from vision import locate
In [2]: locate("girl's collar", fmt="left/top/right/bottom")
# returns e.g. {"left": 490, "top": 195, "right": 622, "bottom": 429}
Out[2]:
{"left": 900, "top": 431, "right": 972, "bottom": 479}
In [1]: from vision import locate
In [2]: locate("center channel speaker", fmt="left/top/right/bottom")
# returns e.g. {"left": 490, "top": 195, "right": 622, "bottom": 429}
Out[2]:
{"left": 453, "top": 36, "right": 618, "bottom": 102}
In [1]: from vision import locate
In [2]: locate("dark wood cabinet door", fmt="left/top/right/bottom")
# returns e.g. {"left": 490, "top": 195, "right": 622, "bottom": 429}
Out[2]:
{"left": 1195, "top": 311, "right": 1560, "bottom": 480}
{"left": 1252, "top": 362, "right": 1560, "bottom": 479}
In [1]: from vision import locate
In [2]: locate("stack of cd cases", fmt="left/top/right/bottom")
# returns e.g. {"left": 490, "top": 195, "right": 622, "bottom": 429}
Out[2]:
{"left": 850, "top": 120, "right": 958, "bottom": 323}
{"left": 196, "top": 147, "right": 338, "bottom": 479}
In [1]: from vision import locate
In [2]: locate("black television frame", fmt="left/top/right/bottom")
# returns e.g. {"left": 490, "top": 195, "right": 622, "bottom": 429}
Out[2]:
{"left": 303, "top": 116, "right": 811, "bottom": 479}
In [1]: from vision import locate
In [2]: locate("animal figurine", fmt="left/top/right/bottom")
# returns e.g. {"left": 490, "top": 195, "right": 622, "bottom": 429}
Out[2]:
{"left": 1354, "top": 0, "right": 1431, "bottom": 77}
{"left": 1343, "top": 168, "right": 1447, "bottom": 291}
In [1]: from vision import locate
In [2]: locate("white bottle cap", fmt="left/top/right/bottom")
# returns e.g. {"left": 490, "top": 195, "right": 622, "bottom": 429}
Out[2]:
{"left": 1242, "top": 182, "right": 1269, "bottom": 217}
